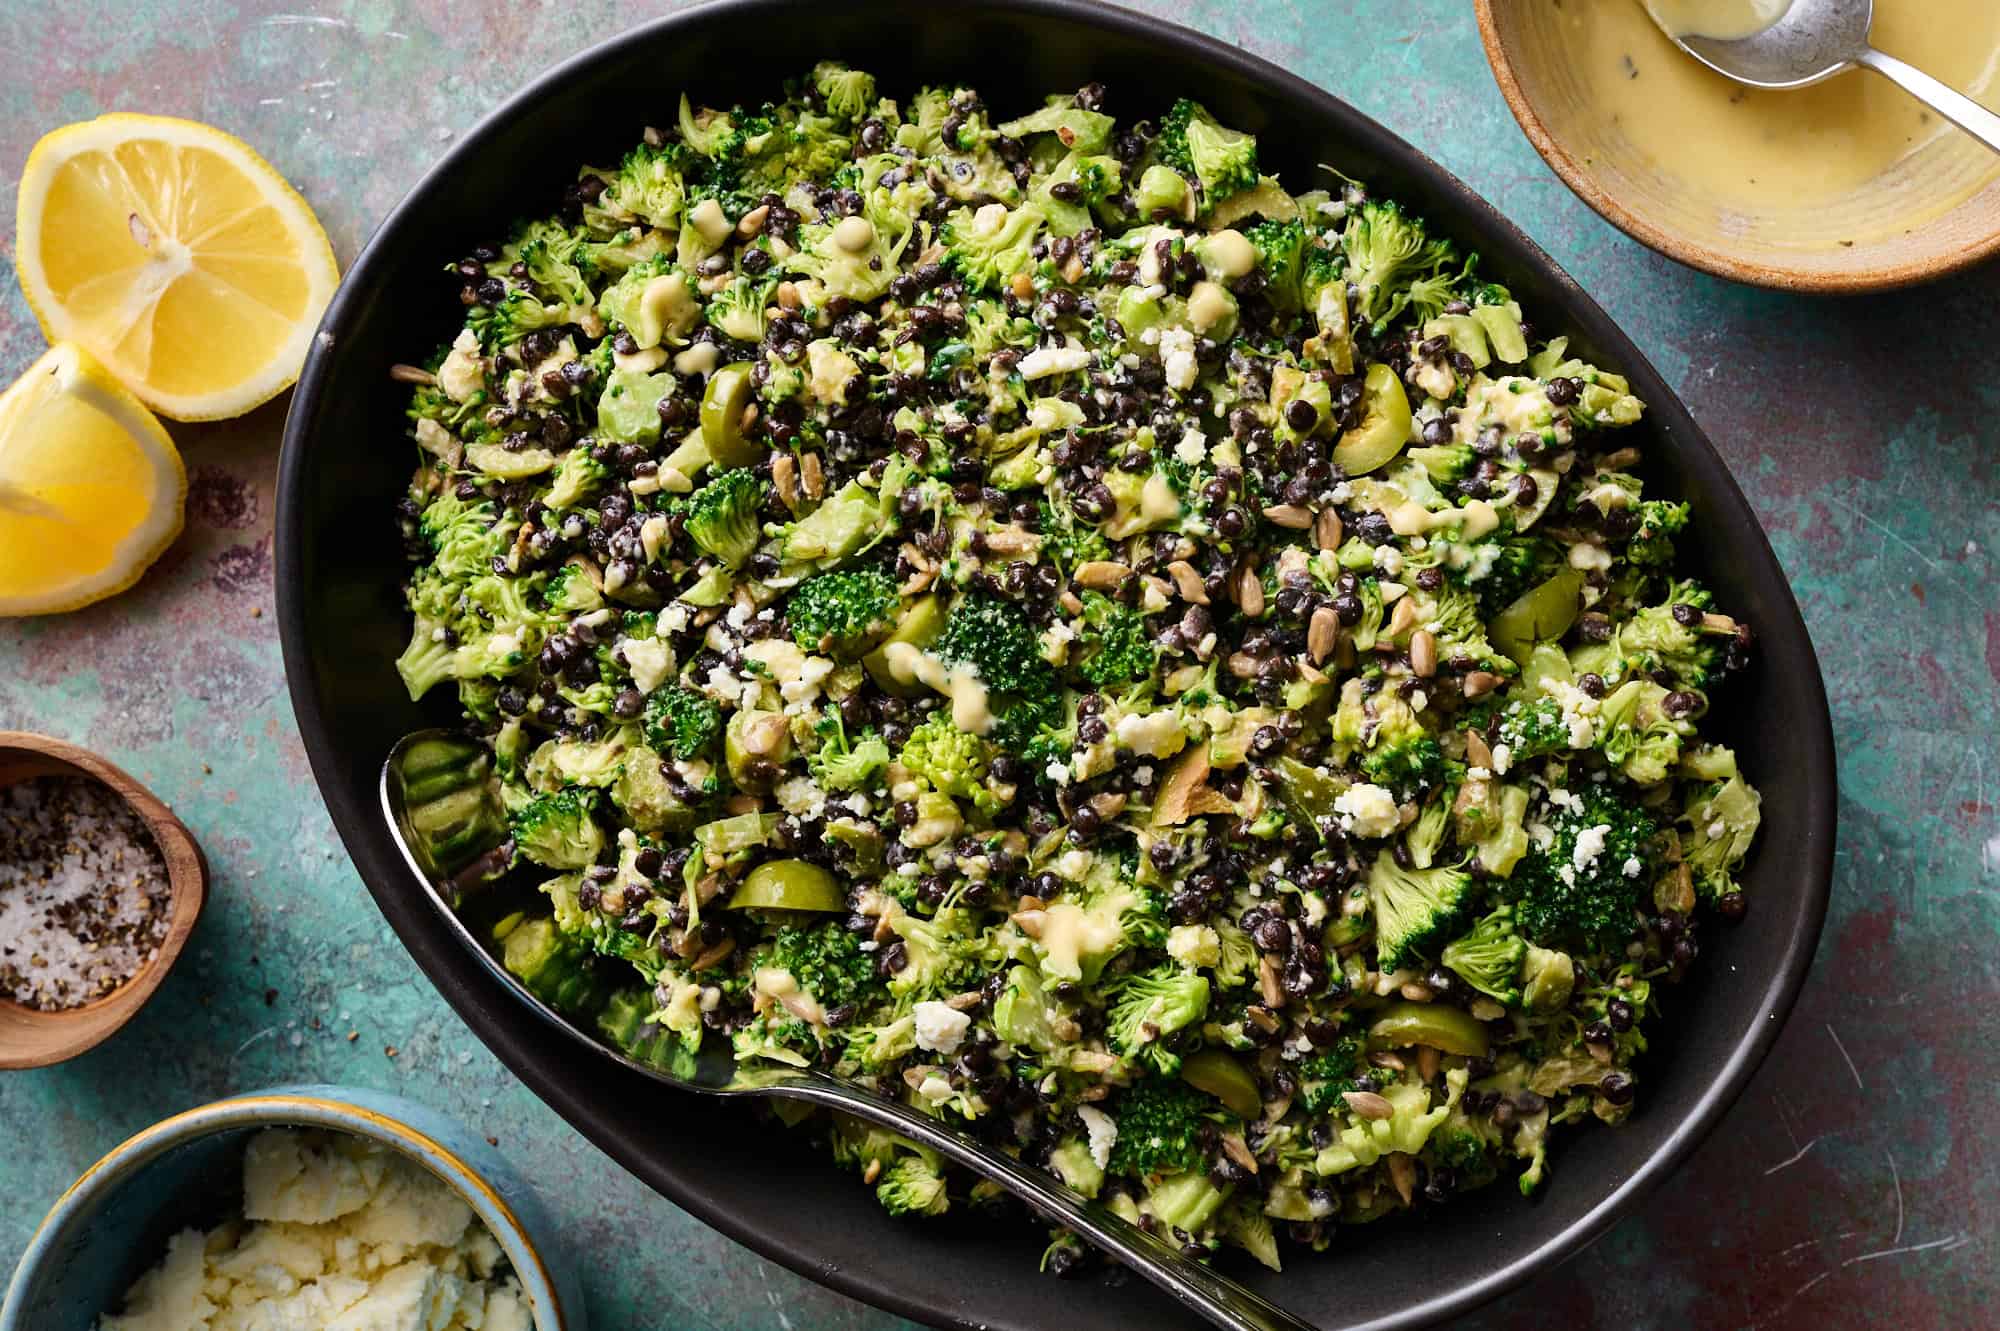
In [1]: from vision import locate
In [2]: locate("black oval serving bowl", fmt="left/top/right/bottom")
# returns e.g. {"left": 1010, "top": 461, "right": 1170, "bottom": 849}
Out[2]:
{"left": 276, "top": 3, "right": 1837, "bottom": 1327}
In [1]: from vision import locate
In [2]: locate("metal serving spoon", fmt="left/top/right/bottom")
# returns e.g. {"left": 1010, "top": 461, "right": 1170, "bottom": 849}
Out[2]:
{"left": 383, "top": 730, "right": 1315, "bottom": 1331}
{"left": 1646, "top": 0, "right": 2000, "bottom": 154}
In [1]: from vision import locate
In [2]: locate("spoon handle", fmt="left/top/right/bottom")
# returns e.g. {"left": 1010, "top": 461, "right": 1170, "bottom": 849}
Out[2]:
{"left": 1855, "top": 47, "right": 2000, "bottom": 155}
{"left": 778, "top": 1073, "right": 1318, "bottom": 1331}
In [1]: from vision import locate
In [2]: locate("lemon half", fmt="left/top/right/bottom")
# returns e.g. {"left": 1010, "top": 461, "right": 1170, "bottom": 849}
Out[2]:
{"left": 14, "top": 114, "right": 339, "bottom": 421}
{"left": 0, "top": 343, "right": 186, "bottom": 616}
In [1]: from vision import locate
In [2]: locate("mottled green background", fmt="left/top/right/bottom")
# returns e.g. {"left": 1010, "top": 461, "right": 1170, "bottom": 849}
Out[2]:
{"left": 1, "top": 2, "right": 1995, "bottom": 1327}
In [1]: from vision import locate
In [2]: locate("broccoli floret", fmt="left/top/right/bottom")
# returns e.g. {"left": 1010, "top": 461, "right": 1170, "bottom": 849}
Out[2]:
{"left": 395, "top": 622, "right": 459, "bottom": 701}
{"left": 1512, "top": 785, "right": 1658, "bottom": 949}
{"left": 1104, "top": 965, "right": 1210, "bottom": 1074}
{"left": 1155, "top": 99, "right": 1259, "bottom": 206}
{"left": 1368, "top": 854, "right": 1475, "bottom": 972}
{"left": 601, "top": 141, "right": 691, "bottom": 230}
{"left": 1244, "top": 218, "right": 1306, "bottom": 310}
{"left": 1402, "top": 252, "right": 1479, "bottom": 328}
{"left": 511, "top": 787, "right": 605, "bottom": 870}
{"left": 1036, "top": 496, "right": 1111, "bottom": 574}
{"left": 1441, "top": 905, "right": 1526, "bottom": 1005}
{"left": 1614, "top": 582, "right": 1723, "bottom": 689}
{"left": 1497, "top": 696, "right": 1575, "bottom": 761}
{"left": 1359, "top": 734, "right": 1447, "bottom": 796}
{"left": 467, "top": 290, "right": 576, "bottom": 352}
{"left": 642, "top": 683, "right": 722, "bottom": 760}
{"left": 682, "top": 467, "right": 765, "bottom": 568}
{"left": 1473, "top": 536, "right": 1560, "bottom": 619}
{"left": 705, "top": 274, "right": 779, "bottom": 344}
{"left": 809, "top": 708, "right": 891, "bottom": 792}
{"left": 768, "top": 920, "right": 877, "bottom": 1010}
{"left": 940, "top": 202, "right": 1046, "bottom": 294}
{"left": 788, "top": 568, "right": 899, "bottom": 656}
{"left": 812, "top": 61, "right": 877, "bottom": 122}
{"left": 875, "top": 1153, "right": 950, "bottom": 1217}
{"left": 1596, "top": 678, "right": 1690, "bottom": 786}
{"left": 1339, "top": 199, "right": 1459, "bottom": 334}
{"left": 1107, "top": 1077, "right": 1208, "bottom": 1176}
{"left": 897, "top": 711, "right": 998, "bottom": 811}
{"left": 1624, "top": 499, "right": 1688, "bottom": 568}
{"left": 1076, "top": 592, "right": 1156, "bottom": 689}
{"left": 499, "top": 218, "right": 595, "bottom": 308}
{"left": 1296, "top": 1034, "right": 1366, "bottom": 1114}
{"left": 1409, "top": 442, "right": 1475, "bottom": 485}
{"left": 935, "top": 593, "right": 1057, "bottom": 698}
{"left": 543, "top": 448, "right": 610, "bottom": 512}
{"left": 1679, "top": 774, "right": 1761, "bottom": 905}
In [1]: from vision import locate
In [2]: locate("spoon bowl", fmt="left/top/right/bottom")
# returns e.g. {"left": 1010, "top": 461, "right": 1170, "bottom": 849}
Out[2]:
{"left": 381, "top": 729, "right": 1315, "bottom": 1331}
{"left": 1648, "top": 0, "right": 2000, "bottom": 149}
{"left": 1662, "top": 0, "right": 1872, "bottom": 87}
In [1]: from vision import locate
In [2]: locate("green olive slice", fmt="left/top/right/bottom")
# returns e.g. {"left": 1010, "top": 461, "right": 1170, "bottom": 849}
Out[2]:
{"left": 1367, "top": 1001, "right": 1491, "bottom": 1058}
{"left": 1179, "top": 1049, "right": 1263, "bottom": 1120}
{"left": 699, "top": 363, "right": 761, "bottom": 469}
{"left": 1490, "top": 568, "right": 1584, "bottom": 665}
{"left": 728, "top": 859, "right": 844, "bottom": 912}
{"left": 1330, "top": 363, "right": 1412, "bottom": 476}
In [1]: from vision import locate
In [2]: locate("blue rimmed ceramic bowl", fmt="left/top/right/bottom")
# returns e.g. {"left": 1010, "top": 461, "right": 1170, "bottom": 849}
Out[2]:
{"left": 0, "top": 1084, "right": 584, "bottom": 1331}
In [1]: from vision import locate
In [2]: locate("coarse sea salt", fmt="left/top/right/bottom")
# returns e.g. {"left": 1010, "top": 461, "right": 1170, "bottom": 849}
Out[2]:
{"left": 0, "top": 776, "right": 171, "bottom": 1010}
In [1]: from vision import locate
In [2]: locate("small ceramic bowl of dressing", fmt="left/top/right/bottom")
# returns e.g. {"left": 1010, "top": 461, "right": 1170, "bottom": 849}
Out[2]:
{"left": 0, "top": 731, "right": 207, "bottom": 1069}
{"left": 1476, "top": 0, "right": 2000, "bottom": 292}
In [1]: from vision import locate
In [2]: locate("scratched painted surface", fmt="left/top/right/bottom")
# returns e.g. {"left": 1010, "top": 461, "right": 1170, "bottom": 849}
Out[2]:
{"left": 0, "top": 1, "right": 1993, "bottom": 1327}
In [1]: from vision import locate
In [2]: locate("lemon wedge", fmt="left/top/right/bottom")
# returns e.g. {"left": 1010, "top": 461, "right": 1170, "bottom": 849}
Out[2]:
{"left": 0, "top": 343, "right": 186, "bottom": 616}
{"left": 14, "top": 114, "right": 339, "bottom": 422}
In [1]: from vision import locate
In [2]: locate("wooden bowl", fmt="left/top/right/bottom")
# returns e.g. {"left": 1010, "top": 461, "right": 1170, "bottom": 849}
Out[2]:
{"left": 0, "top": 732, "right": 207, "bottom": 1069}
{"left": 1475, "top": 1, "right": 2000, "bottom": 292}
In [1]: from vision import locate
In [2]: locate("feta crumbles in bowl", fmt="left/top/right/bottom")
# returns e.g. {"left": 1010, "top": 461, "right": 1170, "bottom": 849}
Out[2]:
{"left": 0, "top": 1085, "right": 581, "bottom": 1331}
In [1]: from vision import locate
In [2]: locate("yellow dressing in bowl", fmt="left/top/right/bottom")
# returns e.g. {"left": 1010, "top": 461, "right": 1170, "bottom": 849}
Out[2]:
{"left": 1557, "top": 0, "right": 2000, "bottom": 237}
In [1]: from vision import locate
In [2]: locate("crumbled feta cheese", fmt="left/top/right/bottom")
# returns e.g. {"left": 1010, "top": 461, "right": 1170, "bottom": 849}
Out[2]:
{"left": 1490, "top": 742, "right": 1514, "bottom": 775}
{"left": 1166, "top": 924, "right": 1221, "bottom": 968}
{"left": 1077, "top": 1105, "right": 1118, "bottom": 1170}
{"left": 913, "top": 1000, "right": 971, "bottom": 1055}
{"left": 725, "top": 601, "right": 752, "bottom": 630}
{"left": 660, "top": 604, "right": 690, "bottom": 634}
{"left": 1019, "top": 340, "right": 1092, "bottom": 380}
{"left": 779, "top": 654, "right": 836, "bottom": 706}
{"left": 1158, "top": 326, "right": 1198, "bottom": 391}
{"left": 1045, "top": 759, "right": 1073, "bottom": 786}
{"left": 1133, "top": 765, "right": 1155, "bottom": 787}
{"left": 1467, "top": 766, "right": 1492, "bottom": 782}
{"left": 1373, "top": 544, "right": 1405, "bottom": 577}
{"left": 1568, "top": 541, "right": 1613, "bottom": 571}
{"left": 775, "top": 776, "right": 828, "bottom": 820}
{"left": 1333, "top": 783, "right": 1401, "bottom": 838}
{"left": 621, "top": 637, "right": 674, "bottom": 695}
{"left": 1547, "top": 787, "right": 1583, "bottom": 815}
{"left": 1622, "top": 856, "right": 1644, "bottom": 879}
{"left": 435, "top": 329, "right": 485, "bottom": 403}
{"left": 1113, "top": 710, "right": 1187, "bottom": 759}
{"left": 102, "top": 1129, "right": 529, "bottom": 1331}
{"left": 1527, "top": 819, "right": 1555, "bottom": 851}
{"left": 1056, "top": 848, "right": 1092, "bottom": 880}
{"left": 1175, "top": 427, "right": 1208, "bottom": 466}
{"left": 1572, "top": 824, "right": 1610, "bottom": 872}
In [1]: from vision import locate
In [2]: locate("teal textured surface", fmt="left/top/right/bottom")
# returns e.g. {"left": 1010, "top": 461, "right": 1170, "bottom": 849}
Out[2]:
{"left": 1, "top": 3, "right": 1994, "bottom": 1328}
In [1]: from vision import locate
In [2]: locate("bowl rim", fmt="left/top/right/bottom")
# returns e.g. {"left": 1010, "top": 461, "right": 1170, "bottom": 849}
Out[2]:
{"left": 1471, "top": 0, "right": 2000, "bottom": 294}
{"left": 0, "top": 730, "right": 208, "bottom": 1068}
{"left": 0, "top": 1086, "right": 575, "bottom": 1331}
{"left": 274, "top": 2, "right": 1838, "bottom": 1327}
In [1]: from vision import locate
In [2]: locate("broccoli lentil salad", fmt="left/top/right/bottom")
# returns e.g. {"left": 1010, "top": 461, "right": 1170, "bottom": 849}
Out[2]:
{"left": 391, "top": 64, "right": 1765, "bottom": 1270}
